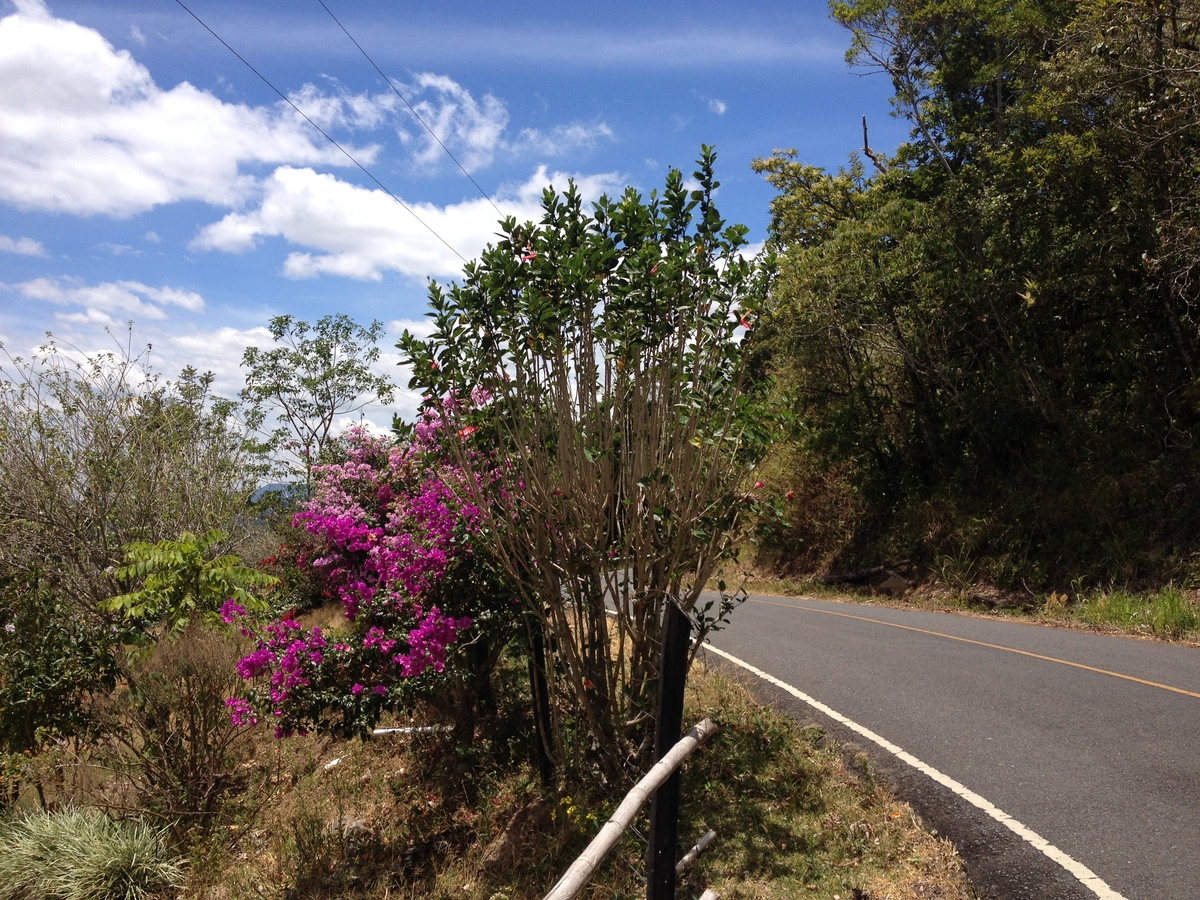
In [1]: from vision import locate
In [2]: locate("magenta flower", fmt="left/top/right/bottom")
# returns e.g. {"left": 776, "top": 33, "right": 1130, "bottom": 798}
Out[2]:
{"left": 220, "top": 599, "right": 247, "bottom": 624}
{"left": 230, "top": 407, "right": 503, "bottom": 739}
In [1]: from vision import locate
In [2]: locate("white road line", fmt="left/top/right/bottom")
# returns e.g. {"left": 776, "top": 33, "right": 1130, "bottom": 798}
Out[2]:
{"left": 704, "top": 644, "right": 1128, "bottom": 900}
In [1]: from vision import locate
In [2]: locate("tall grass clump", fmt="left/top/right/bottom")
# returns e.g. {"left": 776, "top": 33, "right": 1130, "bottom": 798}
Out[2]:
{"left": 1075, "top": 587, "right": 1200, "bottom": 639}
{"left": 0, "top": 807, "right": 184, "bottom": 900}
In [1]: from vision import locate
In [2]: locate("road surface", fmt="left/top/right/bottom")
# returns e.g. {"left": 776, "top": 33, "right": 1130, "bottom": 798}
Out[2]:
{"left": 702, "top": 593, "right": 1200, "bottom": 899}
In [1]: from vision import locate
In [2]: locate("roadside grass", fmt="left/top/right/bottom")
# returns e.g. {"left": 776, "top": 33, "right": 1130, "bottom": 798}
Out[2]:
{"left": 733, "top": 571, "right": 1200, "bottom": 644}
{"left": 1063, "top": 586, "right": 1200, "bottom": 640}
{"left": 182, "top": 651, "right": 973, "bottom": 899}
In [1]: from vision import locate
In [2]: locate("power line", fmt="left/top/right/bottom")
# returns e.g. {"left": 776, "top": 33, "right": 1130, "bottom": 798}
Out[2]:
{"left": 171, "top": 0, "right": 468, "bottom": 266}
{"left": 316, "top": 0, "right": 504, "bottom": 219}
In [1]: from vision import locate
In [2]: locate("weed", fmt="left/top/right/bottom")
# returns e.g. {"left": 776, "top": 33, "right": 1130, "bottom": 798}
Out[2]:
{"left": 1147, "top": 588, "right": 1200, "bottom": 638}
{"left": 1042, "top": 591, "right": 1069, "bottom": 613}
{"left": 100, "top": 624, "right": 256, "bottom": 844}
{"left": 681, "top": 663, "right": 974, "bottom": 899}
{"left": 933, "top": 549, "right": 977, "bottom": 599}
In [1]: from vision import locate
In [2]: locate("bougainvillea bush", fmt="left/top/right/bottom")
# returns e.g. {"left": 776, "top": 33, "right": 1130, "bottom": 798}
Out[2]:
{"left": 227, "top": 408, "right": 516, "bottom": 744}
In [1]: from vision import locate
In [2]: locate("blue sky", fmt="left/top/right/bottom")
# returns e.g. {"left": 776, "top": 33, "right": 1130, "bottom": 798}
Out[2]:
{"left": 0, "top": 0, "right": 904, "bottom": 425}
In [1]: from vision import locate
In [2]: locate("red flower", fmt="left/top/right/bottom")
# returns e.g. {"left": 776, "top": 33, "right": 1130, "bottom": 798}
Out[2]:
{"left": 786, "top": 490, "right": 795, "bottom": 501}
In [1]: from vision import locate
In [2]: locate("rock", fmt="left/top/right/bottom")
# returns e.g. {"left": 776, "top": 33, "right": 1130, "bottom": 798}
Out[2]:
{"left": 878, "top": 573, "right": 909, "bottom": 596}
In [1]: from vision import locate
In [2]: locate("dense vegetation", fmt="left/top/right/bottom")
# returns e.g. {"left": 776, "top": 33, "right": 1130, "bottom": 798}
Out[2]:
{"left": 755, "top": 0, "right": 1200, "bottom": 589}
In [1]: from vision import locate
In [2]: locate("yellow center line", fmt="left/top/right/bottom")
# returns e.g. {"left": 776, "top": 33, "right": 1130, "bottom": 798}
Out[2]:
{"left": 746, "top": 597, "right": 1200, "bottom": 700}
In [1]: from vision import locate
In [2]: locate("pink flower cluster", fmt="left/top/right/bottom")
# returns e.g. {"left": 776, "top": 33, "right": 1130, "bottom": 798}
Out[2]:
{"left": 226, "top": 604, "right": 472, "bottom": 737}
{"left": 227, "top": 415, "right": 489, "bottom": 738}
{"left": 292, "top": 424, "right": 481, "bottom": 620}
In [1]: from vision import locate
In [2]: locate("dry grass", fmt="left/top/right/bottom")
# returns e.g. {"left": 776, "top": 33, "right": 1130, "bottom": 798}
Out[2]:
{"left": 174, "top": 651, "right": 973, "bottom": 899}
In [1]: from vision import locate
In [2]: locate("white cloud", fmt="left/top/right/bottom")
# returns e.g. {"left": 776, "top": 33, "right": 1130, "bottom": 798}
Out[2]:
{"left": 346, "top": 20, "right": 842, "bottom": 70}
{"left": 287, "top": 80, "right": 398, "bottom": 132}
{"left": 14, "top": 277, "right": 205, "bottom": 322}
{"left": 377, "top": 342, "right": 431, "bottom": 425}
{"left": 95, "top": 242, "right": 140, "bottom": 257}
{"left": 396, "top": 72, "right": 509, "bottom": 172}
{"left": 387, "top": 317, "right": 436, "bottom": 341}
{"left": 0, "top": 4, "right": 364, "bottom": 217}
{"left": 739, "top": 240, "right": 767, "bottom": 261}
{"left": 0, "top": 5, "right": 620, "bottom": 224}
{"left": 391, "top": 75, "right": 613, "bottom": 170}
{"left": 140, "top": 284, "right": 205, "bottom": 311}
{"left": 0, "top": 235, "right": 46, "bottom": 255}
{"left": 708, "top": 98, "right": 728, "bottom": 115}
{"left": 159, "top": 324, "right": 272, "bottom": 397}
{"left": 191, "top": 164, "right": 627, "bottom": 283}
{"left": 11, "top": 1, "right": 50, "bottom": 19}
{"left": 56, "top": 308, "right": 121, "bottom": 328}
{"left": 514, "top": 120, "right": 614, "bottom": 157}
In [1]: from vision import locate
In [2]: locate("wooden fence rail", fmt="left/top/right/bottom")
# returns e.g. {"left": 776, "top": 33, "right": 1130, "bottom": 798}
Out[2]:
{"left": 543, "top": 718, "right": 719, "bottom": 900}
{"left": 676, "top": 829, "right": 717, "bottom": 877}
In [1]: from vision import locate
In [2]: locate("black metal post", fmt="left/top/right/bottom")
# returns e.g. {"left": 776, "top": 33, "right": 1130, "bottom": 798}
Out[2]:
{"left": 647, "top": 600, "right": 691, "bottom": 900}
{"left": 527, "top": 613, "right": 555, "bottom": 789}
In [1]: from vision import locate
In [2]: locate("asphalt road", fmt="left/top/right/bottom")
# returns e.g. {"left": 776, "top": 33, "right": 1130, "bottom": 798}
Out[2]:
{"left": 701, "top": 593, "right": 1200, "bottom": 900}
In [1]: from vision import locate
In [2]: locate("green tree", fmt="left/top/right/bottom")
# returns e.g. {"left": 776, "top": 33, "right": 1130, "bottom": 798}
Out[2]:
{"left": 240, "top": 314, "right": 396, "bottom": 492}
{"left": 400, "top": 148, "right": 776, "bottom": 781}
{"left": 832, "top": 0, "right": 1075, "bottom": 172}
{"left": 0, "top": 574, "right": 120, "bottom": 809}
{"left": 756, "top": 0, "right": 1200, "bottom": 584}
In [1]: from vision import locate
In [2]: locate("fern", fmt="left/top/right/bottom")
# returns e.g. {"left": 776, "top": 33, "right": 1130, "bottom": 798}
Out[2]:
{"left": 104, "top": 529, "right": 278, "bottom": 635}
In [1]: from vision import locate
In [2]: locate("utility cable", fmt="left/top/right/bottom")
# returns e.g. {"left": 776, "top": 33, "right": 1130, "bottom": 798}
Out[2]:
{"left": 172, "top": 0, "right": 468, "bottom": 265}
{"left": 316, "top": 0, "right": 504, "bottom": 219}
